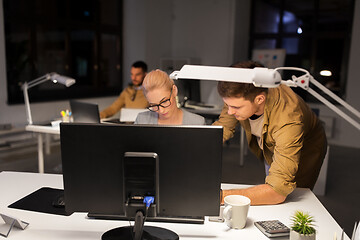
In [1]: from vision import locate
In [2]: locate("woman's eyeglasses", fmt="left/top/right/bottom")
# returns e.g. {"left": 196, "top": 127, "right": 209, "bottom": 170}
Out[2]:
{"left": 147, "top": 88, "right": 173, "bottom": 112}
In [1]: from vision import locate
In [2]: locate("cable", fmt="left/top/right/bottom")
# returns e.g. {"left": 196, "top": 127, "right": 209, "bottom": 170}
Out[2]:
{"left": 125, "top": 196, "right": 155, "bottom": 240}
{"left": 139, "top": 196, "right": 155, "bottom": 239}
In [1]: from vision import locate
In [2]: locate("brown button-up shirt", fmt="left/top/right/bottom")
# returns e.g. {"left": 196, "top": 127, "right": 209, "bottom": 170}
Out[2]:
{"left": 100, "top": 85, "right": 149, "bottom": 119}
{"left": 213, "top": 85, "right": 327, "bottom": 196}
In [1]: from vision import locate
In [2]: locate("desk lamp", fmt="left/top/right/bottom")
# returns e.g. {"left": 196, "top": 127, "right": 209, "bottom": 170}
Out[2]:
{"left": 21, "top": 73, "right": 76, "bottom": 125}
{"left": 170, "top": 65, "right": 360, "bottom": 131}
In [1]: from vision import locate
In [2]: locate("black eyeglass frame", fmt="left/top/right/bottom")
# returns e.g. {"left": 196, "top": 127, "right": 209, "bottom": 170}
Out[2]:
{"left": 147, "top": 88, "right": 173, "bottom": 112}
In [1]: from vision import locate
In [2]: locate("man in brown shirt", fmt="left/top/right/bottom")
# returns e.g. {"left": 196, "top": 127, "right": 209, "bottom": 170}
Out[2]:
{"left": 213, "top": 61, "right": 327, "bottom": 205}
{"left": 100, "top": 61, "right": 149, "bottom": 119}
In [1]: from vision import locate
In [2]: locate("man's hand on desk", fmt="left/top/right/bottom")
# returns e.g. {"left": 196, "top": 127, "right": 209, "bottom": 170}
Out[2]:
{"left": 221, "top": 184, "right": 286, "bottom": 205}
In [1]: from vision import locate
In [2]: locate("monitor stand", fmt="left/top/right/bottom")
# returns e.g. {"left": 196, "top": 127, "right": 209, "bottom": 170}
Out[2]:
{"left": 101, "top": 211, "right": 179, "bottom": 240}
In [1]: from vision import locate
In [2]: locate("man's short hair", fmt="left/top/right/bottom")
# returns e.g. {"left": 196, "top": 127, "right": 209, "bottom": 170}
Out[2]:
{"left": 217, "top": 61, "right": 268, "bottom": 102}
{"left": 132, "top": 61, "right": 148, "bottom": 72}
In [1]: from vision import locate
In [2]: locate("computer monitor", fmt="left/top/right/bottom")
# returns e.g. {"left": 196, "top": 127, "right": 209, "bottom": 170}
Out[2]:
{"left": 69, "top": 100, "right": 100, "bottom": 123}
{"left": 175, "top": 79, "right": 201, "bottom": 105}
{"left": 60, "top": 123, "right": 223, "bottom": 239}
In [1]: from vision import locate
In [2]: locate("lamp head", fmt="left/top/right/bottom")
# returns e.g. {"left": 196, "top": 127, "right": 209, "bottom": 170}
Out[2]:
{"left": 22, "top": 72, "right": 76, "bottom": 125}
{"left": 50, "top": 73, "right": 76, "bottom": 87}
{"left": 252, "top": 67, "right": 282, "bottom": 88}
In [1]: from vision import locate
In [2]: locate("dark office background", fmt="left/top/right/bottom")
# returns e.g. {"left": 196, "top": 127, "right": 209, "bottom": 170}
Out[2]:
{"left": 4, "top": 0, "right": 123, "bottom": 104}
{"left": 249, "top": 0, "right": 354, "bottom": 101}
{"left": 4, "top": 0, "right": 355, "bottom": 105}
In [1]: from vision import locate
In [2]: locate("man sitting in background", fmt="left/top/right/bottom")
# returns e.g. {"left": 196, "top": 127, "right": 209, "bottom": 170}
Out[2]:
{"left": 100, "top": 61, "right": 149, "bottom": 119}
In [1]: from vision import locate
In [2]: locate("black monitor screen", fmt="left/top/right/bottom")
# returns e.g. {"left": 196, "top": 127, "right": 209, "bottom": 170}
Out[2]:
{"left": 60, "top": 123, "right": 223, "bottom": 223}
{"left": 175, "top": 79, "right": 201, "bottom": 104}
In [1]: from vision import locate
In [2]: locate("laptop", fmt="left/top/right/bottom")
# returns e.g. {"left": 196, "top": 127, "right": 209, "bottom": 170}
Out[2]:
{"left": 119, "top": 108, "right": 148, "bottom": 123}
{"left": 69, "top": 100, "right": 100, "bottom": 123}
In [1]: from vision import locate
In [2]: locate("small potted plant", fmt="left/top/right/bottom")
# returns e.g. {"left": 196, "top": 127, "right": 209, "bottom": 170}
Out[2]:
{"left": 290, "top": 210, "right": 316, "bottom": 240}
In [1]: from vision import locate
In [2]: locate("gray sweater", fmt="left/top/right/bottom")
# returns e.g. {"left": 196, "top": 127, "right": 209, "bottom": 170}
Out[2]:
{"left": 134, "top": 109, "right": 205, "bottom": 125}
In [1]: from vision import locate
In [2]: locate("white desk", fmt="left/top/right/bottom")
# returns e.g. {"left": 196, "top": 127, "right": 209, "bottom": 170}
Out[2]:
{"left": 25, "top": 125, "right": 60, "bottom": 174}
{"left": 0, "top": 171, "right": 349, "bottom": 240}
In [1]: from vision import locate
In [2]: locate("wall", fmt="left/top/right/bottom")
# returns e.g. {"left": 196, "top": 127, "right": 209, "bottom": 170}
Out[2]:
{"left": 232, "top": 0, "right": 251, "bottom": 64}
{"left": 346, "top": 0, "right": 360, "bottom": 112}
{"left": 122, "top": 0, "right": 147, "bottom": 84}
{"left": 144, "top": 1, "right": 173, "bottom": 71}
{"left": 122, "top": 0, "right": 173, "bottom": 81}
{"left": 125, "top": 0, "right": 245, "bottom": 105}
{"left": 171, "top": 0, "right": 235, "bottom": 66}
{"left": 171, "top": 0, "right": 242, "bottom": 105}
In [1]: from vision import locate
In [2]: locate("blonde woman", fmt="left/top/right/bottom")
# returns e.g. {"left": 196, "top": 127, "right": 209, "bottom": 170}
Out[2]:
{"left": 135, "top": 69, "right": 205, "bottom": 125}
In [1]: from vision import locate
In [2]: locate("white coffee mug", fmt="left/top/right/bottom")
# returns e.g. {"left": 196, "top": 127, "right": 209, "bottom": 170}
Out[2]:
{"left": 223, "top": 195, "right": 251, "bottom": 229}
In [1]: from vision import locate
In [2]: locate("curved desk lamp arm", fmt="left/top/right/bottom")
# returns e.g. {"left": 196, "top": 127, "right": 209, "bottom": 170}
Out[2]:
{"left": 276, "top": 67, "right": 360, "bottom": 131}
{"left": 21, "top": 74, "right": 53, "bottom": 125}
{"left": 25, "top": 73, "right": 53, "bottom": 89}
{"left": 22, "top": 82, "right": 33, "bottom": 125}
{"left": 170, "top": 65, "right": 360, "bottom": 131}
{"left": 21, "top": 73, "right": 76, "bottom": 125}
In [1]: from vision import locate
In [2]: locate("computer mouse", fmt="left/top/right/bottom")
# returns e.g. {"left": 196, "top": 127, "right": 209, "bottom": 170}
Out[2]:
{"left": 52, "top": 195, "right": 65, "bottom": 208}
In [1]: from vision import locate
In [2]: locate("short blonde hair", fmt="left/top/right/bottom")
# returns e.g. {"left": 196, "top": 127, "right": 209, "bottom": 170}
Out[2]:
{"left": 142, "top": 69, "right": 174, "bottom": 94}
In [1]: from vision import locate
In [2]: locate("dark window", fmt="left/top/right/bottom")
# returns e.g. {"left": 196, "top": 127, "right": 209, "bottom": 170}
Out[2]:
{"left": 4, "top": 0, "right": 123, "bottom": 104}
{"left": 250, "top": 0, "right": 354, "bottom": 101}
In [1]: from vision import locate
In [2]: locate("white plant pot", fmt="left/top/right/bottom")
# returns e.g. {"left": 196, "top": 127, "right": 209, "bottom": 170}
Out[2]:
{"left": 290, "top": 230, "right": 316, "bottom": 240}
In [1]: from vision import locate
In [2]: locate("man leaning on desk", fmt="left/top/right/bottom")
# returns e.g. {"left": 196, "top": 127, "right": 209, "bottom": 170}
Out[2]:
{"left": 213, "top": 61, "right": 327, "bottom": 206}
{"left": 99, "top": 61, "right": 149, "bottom": 119}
